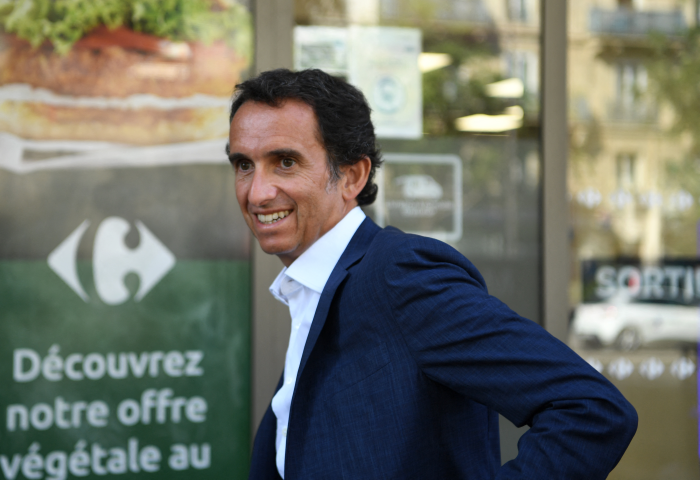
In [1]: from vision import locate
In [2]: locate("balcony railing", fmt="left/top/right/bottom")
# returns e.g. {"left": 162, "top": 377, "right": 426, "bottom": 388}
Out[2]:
{"left": 590, "top": 8, "right": 687, "bottom": 37}
{"left": 607, "top": 101, "right": 658, "bottom": 124}
{"left": 381, "top": 0, "right": 493, "bottom": 25}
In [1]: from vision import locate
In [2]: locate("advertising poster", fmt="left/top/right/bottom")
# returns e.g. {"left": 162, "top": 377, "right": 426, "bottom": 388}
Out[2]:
{"left": 294, "top": 25, "right": 422, "bottom": 139}
{"left": 374, "top": 153, "right": 462, "bottom": 242}
{"left": 348, "top": 26, "right": 422, "bottom": 139}
{"left": 293, "top": 26, "right": 348, "bottom": 77}
{"left": 0, "top": 2, "right": 252, "bottom": 479}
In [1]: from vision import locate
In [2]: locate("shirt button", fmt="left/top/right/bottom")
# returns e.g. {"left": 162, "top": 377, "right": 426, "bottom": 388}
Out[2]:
{"left": 286, "top": 378, "right": 293, "bottom": 385}
{"left": 294, "top": 323, "right": 301, "bottom": 330}
{"left": 282, "top": 427, "right": 288, "bottom": 437}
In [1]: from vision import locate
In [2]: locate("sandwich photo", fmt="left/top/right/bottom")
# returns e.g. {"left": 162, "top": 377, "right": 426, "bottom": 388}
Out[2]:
{"left": 0, "top": 0, "right": 252, "bottom": 145}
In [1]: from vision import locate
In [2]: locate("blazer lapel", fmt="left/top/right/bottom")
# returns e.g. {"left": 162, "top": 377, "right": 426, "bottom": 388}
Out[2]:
{"left": 294, "top": 217, "right": 381, "bottom": 386}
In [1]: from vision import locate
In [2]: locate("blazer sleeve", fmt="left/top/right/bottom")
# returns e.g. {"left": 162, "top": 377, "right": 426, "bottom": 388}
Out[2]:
{"left": 371, "top": 232, "right": 637, "bottom": 480}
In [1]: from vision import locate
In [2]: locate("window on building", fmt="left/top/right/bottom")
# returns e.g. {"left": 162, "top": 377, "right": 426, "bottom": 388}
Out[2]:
{"left": 507, "top": 0, "right": 528, "bottom": 22}
{"left": 505, "top": 50, "right": 539, "bottom": 97}
{"left": 616, "top": 153, "right": 637, "bottom": 191}
{"left": 616, "top": 62, "right": 647, "bottom": 108}
{"left": 612, "top": 61, "right": 653, "bottom": 122}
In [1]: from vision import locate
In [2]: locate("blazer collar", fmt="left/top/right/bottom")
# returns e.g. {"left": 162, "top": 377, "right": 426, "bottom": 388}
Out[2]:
{"left": 293, "top": 216, "right": 381, "bottom": 387}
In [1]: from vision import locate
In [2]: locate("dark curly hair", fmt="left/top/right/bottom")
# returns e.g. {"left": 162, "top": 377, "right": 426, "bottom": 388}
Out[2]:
{"left": 228, "top": 68, "right": 382, "bottom": 206}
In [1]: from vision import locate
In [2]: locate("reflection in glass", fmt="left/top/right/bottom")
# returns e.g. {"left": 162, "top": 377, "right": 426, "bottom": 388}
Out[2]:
{"left": 569, "top": 0, "right": 699, "bottom": 478}
{"left": 295, "top": 0, "right": 542, "bottom": 324}
{"left": 295, "top": 0, "right": 542, "bottom": 463}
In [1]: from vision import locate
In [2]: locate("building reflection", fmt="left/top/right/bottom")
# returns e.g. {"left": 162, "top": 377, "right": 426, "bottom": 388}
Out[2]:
{"left": 569, "top": 1, "right": 700, "bottom": 478}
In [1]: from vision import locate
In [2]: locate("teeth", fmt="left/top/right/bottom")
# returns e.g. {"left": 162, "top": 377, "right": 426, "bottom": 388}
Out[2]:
{"left": 257, "top": 210, "right": 290, "bottom": 225}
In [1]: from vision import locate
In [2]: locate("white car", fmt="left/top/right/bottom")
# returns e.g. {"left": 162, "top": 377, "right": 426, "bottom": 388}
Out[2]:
{"left": 571, "top": 293, "right": 700, "bottom": 351}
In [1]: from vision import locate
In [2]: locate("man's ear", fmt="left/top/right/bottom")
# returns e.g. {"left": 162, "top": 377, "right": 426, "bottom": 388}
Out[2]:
{"left": 340, "top": 157, "right": 372, "bottom": 202}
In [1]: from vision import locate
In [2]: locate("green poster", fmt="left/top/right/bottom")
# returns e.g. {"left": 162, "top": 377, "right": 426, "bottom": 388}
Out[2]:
{"left": 0, "top": 166, "right": 251, "bottom": 479}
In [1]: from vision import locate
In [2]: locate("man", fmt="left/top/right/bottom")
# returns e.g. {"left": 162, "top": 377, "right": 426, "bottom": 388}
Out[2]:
{"left": 227, "top": 69, "right": 637, "bottom": 479}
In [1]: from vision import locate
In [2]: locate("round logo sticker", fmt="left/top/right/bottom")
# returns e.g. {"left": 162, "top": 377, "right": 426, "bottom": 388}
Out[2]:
{"left": 372, "top": 76, "right": 405, "bottom": 114}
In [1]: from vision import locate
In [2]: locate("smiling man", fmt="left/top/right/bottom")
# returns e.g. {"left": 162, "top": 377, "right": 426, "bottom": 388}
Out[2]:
{"left": 229, "top": 96, "right": 371, "bottom": 266}
{"left": 227, "top": 69, "right": 637, "bottom": 480}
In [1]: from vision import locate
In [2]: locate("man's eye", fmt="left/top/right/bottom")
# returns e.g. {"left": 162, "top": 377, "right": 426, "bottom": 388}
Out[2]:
{"left": 281, "top": 158, "right": 295, "bottom": 168}
{"left": 238, "top": 161, "right": 252, "bottom": 171}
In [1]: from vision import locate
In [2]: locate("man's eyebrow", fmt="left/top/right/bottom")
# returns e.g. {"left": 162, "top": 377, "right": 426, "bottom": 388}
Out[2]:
{"left": 268, "top": 148, "right": 303, "bottom": 158}
{"left": 227, "top": 148, "right": 304, "bottom": 163}
{"left": 228, "top": 152, "right": 249, "bottom": 163}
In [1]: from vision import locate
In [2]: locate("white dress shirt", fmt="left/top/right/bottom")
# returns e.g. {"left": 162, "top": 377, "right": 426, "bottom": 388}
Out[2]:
{"left": 269, "top": 206, "right": 366, "bottom": 479}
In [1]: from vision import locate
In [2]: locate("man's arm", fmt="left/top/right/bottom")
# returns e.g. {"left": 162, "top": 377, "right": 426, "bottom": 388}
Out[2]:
{"left": 372, "top": 231, "right": 637, "bottom": 479}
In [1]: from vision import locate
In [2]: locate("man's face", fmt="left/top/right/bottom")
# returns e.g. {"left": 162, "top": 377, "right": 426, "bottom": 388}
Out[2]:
{"left": 229, "top": 99, "right": 353, "bottom": 266}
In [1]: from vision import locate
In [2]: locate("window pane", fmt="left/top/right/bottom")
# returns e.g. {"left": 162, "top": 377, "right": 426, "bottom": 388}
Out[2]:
{"left": 295, "top": 0, "right": 542, "bottom": 462}
{"left": 295, "top": 0, "right": 542, "bottom": 322}
{"left": 569, "top": 1, "right": 699, "bottom": 477}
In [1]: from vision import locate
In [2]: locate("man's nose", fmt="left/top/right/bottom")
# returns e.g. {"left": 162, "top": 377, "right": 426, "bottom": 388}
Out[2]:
{"left": 248, "top": 169, "right": 278, "bottom": 206}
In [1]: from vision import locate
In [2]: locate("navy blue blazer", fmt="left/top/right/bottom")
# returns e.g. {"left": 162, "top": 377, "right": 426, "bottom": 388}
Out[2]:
{"left": 249, "top": 218, "right": 637, "bottom": 479}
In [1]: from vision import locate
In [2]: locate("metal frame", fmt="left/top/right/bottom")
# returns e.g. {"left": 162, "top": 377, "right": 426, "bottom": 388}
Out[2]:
{"left": 249, "top": 0, "right": 570, "bottom": 438}
{"left": 541, "top": 0, "right": 569, "bottom": 341}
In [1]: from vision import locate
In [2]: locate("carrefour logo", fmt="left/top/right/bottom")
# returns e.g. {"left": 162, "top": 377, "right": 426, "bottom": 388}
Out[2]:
{"left": 48, "top": 217, "right": 175, "bottom": 305}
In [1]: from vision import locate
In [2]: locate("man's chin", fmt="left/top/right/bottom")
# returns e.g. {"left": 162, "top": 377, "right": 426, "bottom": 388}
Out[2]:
{"left": 259, "top": 244, "right": 285, "bottom": 255}
{"left": 256, "top": 240, "right": 299, "bottom": 263}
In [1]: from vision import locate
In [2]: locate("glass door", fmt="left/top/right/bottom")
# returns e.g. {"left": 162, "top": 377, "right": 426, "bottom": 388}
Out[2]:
{"left": 568, "top": 0, "right": 699, "bottom": 477}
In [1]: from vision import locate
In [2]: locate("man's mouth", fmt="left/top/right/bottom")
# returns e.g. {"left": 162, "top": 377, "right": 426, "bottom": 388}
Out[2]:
{"left": 256, "top": 210, "right": 291, "bottom": 225}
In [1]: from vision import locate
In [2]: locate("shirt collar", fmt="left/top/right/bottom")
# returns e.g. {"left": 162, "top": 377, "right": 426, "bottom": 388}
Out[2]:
{"left": 269, "top": 267, "right": 290, "bottom": 305}
{"left": 269, "top": 206, "right": 366, "bottom": 299}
